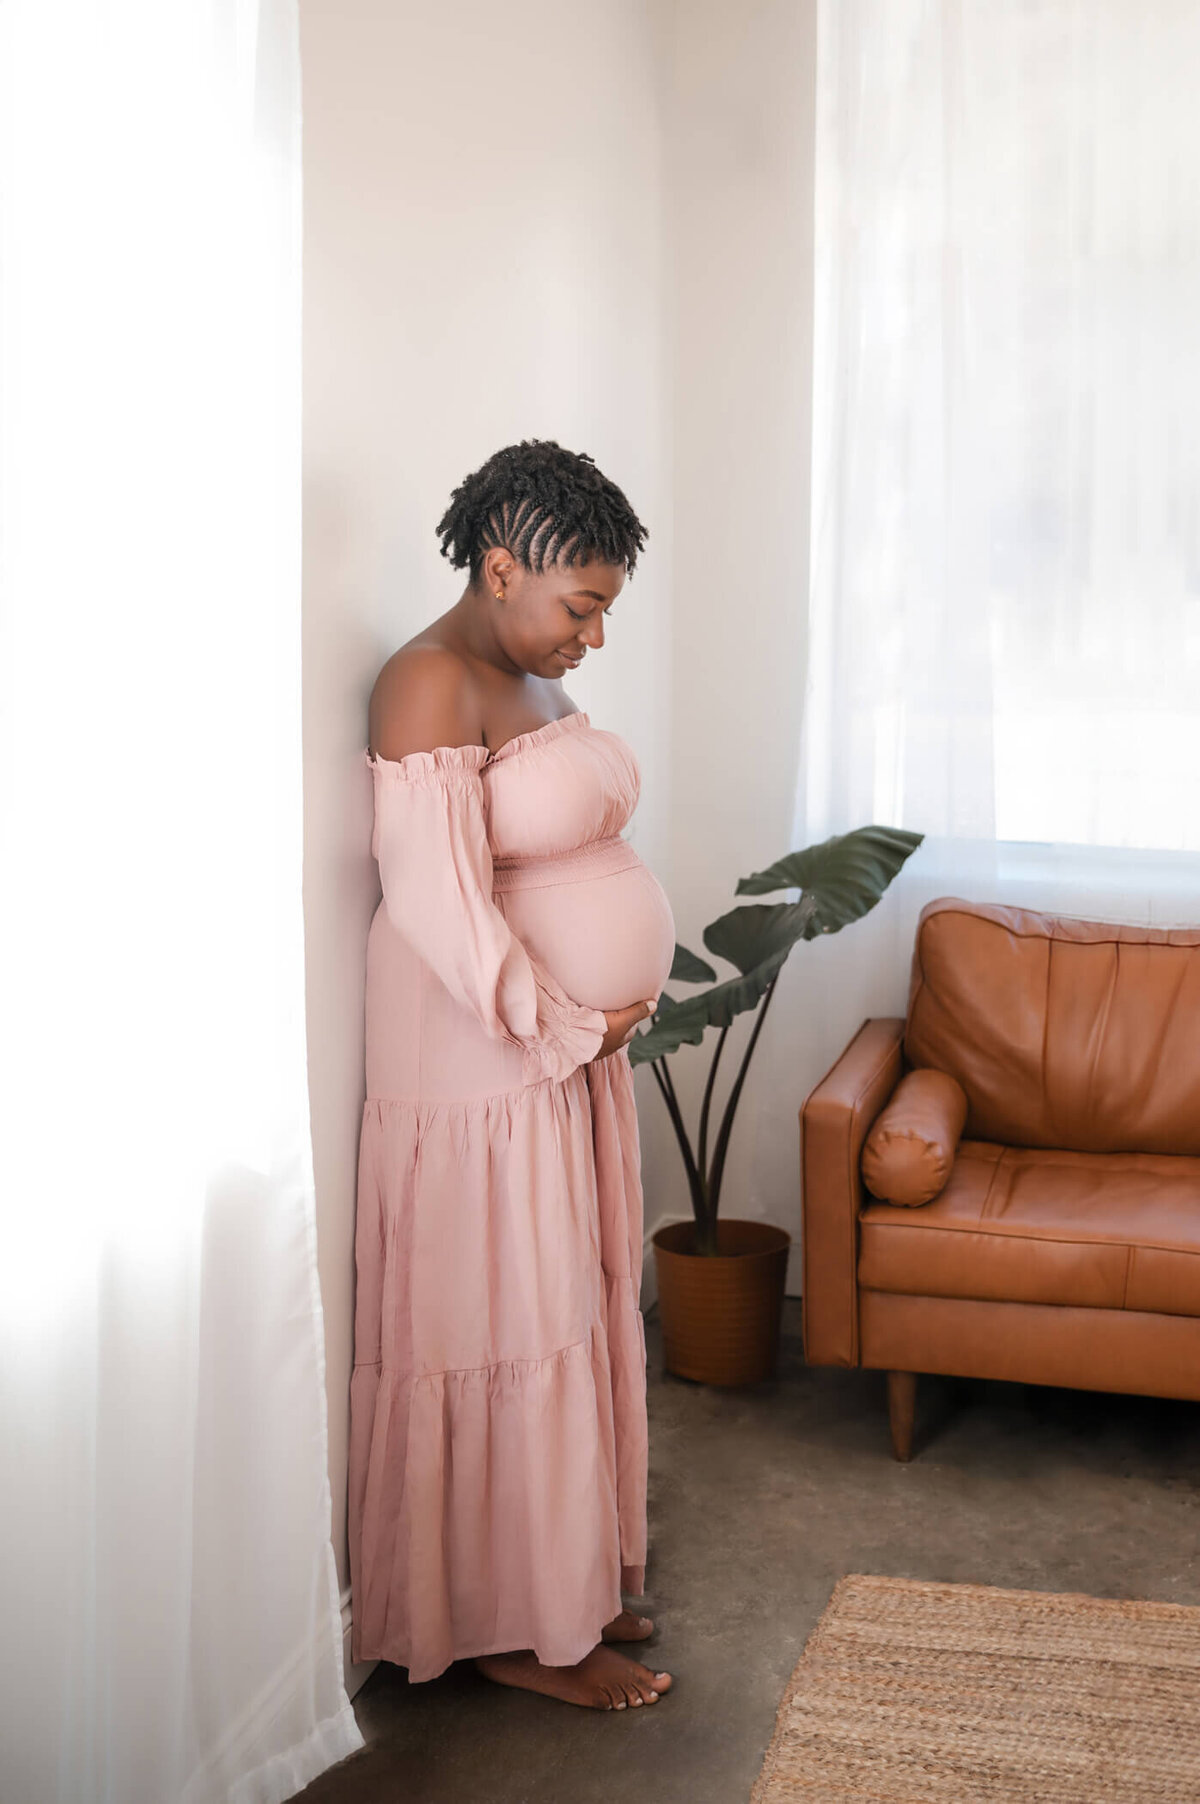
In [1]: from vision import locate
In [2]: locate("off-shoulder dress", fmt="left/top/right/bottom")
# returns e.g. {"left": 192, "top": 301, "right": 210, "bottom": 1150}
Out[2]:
{"left": 347, "top": 709, "right": 676, "bottom": 1682}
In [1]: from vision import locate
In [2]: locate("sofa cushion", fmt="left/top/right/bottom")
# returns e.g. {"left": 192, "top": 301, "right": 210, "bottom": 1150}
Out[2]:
{"left": 858, "top": 1140, "right": 1200, "bottom": 1315}
{"left": 904, "top": 897, "right": 1200, "bottom": 1156}
{"left": 862, "top": 1069, "right": 968, "bottom": 1206}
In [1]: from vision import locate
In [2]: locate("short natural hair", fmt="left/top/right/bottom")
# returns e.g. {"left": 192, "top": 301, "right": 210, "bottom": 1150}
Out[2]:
{"left": 435, "top": 438, "right": 648, "bottom": 583}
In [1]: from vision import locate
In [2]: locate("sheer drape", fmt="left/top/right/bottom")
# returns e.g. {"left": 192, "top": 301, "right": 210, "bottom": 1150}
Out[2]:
{"left": 0, "top": 6, "right": 364, "bottom": 1801}
{"left": 793, "top": 0, "right": 1200, "bottom": 1055}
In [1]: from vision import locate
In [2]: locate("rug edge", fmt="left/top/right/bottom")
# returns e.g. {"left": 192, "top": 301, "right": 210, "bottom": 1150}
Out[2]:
{"left": 747, "top": 1574, "right": 862, "bottom": 1804}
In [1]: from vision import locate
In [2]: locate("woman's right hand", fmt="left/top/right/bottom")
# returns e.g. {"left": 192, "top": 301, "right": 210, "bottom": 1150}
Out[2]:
{"left": 594, "top": 998, "right": 658, "bottom": 1060}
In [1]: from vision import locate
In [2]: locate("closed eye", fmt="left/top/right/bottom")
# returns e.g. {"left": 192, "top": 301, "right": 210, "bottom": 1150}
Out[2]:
{"left": 565, "top": 605, "right": 613, "bottom": 622}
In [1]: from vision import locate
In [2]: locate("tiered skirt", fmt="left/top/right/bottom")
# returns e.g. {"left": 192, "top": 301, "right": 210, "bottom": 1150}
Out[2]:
{"left": 347, "top": 1044, "right": 649, "bottom": 1683}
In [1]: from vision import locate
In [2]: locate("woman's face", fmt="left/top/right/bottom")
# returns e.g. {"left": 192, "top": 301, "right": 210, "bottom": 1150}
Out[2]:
{"left": 484, "top": 550, "right": 626, "bottom": 679}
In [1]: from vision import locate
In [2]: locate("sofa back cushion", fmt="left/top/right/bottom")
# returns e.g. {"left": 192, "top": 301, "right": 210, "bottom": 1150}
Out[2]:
{"left": 904, "top": 897, "right": 1200, "bottom": 1155}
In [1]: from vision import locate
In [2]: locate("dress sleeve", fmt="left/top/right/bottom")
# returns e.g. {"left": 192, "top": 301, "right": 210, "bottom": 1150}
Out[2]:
{"left": 366, "top": 743, "right": 610, "bottom": 1086}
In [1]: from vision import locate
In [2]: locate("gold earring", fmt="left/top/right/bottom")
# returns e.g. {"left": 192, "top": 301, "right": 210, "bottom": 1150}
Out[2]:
{"left": 495, "top": 590, "right": 505, "bottom": 600}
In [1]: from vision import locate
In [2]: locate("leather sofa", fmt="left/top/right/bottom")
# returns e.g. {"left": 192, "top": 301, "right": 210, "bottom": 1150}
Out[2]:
{"left": 800, "top": 896, "right": 1200, "bottom": 1459}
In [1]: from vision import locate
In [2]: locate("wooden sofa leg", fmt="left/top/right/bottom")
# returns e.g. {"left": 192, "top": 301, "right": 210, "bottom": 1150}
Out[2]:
{"left": 887, "top": 1371, "right": 917, "bottom": 1462}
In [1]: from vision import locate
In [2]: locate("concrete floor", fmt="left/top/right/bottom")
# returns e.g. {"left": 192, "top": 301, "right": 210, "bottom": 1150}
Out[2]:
{"left": 301, "top": 1298, "right": 1200, "bottom": 1804}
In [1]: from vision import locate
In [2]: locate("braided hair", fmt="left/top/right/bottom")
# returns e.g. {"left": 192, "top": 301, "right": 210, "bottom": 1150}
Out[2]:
{"left": 436, "top": 439, "right": 648, "bottom": 584}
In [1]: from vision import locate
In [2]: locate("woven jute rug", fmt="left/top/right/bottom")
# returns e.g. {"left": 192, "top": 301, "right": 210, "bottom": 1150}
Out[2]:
{"left": 749, "top": 1573, "right": 1200, "bottom": 1803}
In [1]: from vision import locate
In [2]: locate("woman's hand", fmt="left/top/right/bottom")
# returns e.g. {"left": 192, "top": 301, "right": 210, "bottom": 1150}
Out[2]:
{"left": 594, "top": 998, "right": 658, "bottom": 1060}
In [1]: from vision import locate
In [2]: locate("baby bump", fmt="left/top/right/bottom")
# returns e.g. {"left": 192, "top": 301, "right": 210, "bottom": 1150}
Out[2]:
{"left": 494, "top": 838, "right": 676, "bottom": 1014}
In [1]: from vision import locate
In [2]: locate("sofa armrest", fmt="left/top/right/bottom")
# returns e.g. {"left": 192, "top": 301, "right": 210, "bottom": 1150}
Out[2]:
{"left": 800, "top": 1017, "right": 907, "bottom": 1366}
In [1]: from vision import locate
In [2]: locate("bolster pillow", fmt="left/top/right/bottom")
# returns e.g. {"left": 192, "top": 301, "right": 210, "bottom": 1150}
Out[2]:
{"left": 861, "top": 1068, "right": 968, "bottom": 1206}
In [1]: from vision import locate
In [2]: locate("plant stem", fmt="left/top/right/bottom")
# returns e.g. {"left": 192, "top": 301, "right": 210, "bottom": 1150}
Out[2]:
{"left": 659, "top": 1050, "right": 683, "bottom": 1119}
{"left": 707, "top": 970, "right": 781, "bottom": 1220}
{"left": 648, "top": 1056, "right": 705, "bottom": 1219}
{"left": 696, "top": 1024, "right": 730, "bottom": 1222}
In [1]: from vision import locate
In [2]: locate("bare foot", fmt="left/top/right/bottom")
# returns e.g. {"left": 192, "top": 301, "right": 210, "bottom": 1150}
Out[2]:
{"left": 600, "top": 1608, "right": 654, "bottom": 1642}
{"left": 473, "top": 1642, "right": 672, "bottom": 1711}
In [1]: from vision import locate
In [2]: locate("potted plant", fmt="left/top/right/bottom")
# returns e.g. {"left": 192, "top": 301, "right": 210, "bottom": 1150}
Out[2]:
{"left": 629, "top": 825, "right": 923, "bottom": 1385}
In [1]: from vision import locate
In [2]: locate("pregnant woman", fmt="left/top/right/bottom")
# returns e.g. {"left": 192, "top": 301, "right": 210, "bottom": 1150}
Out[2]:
{"left": 347, "top": 439, "right": 677, "bottom": 1713}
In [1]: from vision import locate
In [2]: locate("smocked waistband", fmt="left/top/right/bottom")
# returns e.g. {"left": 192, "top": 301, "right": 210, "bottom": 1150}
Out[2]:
{"left": 491, "top": 834, "right": 642, "bottom": 892}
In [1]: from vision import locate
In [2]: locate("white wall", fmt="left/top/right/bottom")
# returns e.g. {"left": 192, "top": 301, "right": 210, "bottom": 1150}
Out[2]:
{"left": 300, "top": 0, "right": 675, "bottom": 1678}
{"left": 654, "top": 0, "right": 819, "bottom": 1295}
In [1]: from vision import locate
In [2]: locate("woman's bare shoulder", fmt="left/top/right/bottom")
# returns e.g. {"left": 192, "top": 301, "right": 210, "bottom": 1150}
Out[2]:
{"left": 368, "top": 642, "right": 482, "bottom": 762}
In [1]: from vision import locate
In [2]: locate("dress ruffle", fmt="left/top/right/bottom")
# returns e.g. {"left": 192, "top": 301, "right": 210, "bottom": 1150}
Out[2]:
{"left": 347, "top": 1045, "right": 648, "bottom": 1682}
{"left": 364, "top": 740, "right": 489, "bottom": 783}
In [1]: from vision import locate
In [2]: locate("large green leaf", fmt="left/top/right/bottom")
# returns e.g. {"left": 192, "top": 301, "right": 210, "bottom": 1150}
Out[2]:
{"left": 670, "top": 942, "right": 718, "bottom": 984}
{"left": 627, "top": 950, "right": 788, "bottom": 1065}
{"left": 702, "top": 895, "right": 821, "bottom": 975}
{"left": 735, "top": 825, "right": 923, "bottom": 933}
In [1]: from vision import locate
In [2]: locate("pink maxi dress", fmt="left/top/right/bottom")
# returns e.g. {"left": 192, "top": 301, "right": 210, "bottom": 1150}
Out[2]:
{"left": 347, "top": 708, "right": 676, "bottom": 1683}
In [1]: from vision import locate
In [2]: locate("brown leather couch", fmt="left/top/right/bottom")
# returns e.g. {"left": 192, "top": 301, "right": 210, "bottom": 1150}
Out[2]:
{"left": 800, "top": 896, "right": 1200, "bottom": 1459}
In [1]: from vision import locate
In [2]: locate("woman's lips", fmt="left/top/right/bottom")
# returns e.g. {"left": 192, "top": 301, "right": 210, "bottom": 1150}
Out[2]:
{"left": 558, "top": 649, "right": 583, "bottom": 666}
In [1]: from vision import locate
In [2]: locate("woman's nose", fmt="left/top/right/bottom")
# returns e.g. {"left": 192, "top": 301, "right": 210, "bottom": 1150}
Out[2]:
{"left": 581, "top": 615, "right": 605, "bottom": 650}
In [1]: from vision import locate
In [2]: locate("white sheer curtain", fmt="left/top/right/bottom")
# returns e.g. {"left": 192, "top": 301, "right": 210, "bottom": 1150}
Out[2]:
{"left": 792, "top": 0, "right": 1200, "bottom": 1057}
{"left": 0, "top": 6, "right": 364, "bottom": 1802}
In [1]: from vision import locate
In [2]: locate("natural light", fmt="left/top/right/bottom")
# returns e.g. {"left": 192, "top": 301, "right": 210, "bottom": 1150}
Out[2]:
{"left": 0, "top": 4, "right": 303, "bottom": 1323}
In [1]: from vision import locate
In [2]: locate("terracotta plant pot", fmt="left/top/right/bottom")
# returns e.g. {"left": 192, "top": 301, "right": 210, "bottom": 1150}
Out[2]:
{"left": 651, "top": 1218, "right": 791, "bottom": 1386}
